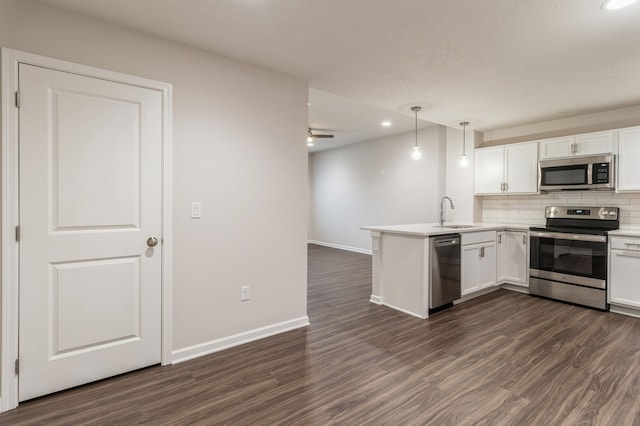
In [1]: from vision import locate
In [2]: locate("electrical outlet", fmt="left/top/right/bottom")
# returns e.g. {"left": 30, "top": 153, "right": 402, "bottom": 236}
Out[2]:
{"left": 241, "top": 285, "right": 250, "bottom": 301}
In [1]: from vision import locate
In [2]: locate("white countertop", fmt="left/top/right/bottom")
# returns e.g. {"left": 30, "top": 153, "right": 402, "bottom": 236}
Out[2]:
{"left": 361, "top": 222, "right": 530, "bottom": 237}
{"left": 609, "top": 228, "right": 640, "bottom": 237}
{"left": 361, "top": 222, "right": 640, "bottom": 238}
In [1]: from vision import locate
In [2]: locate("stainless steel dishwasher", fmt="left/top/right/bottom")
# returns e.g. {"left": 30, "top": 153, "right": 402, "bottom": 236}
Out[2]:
{"left": 429, "top": 234, "right": 462, "bottom": 311}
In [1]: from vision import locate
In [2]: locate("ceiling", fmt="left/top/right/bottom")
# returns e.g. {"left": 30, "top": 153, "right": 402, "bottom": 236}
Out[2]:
{"left": 39, "top": 0, "right": 640, "bottom": 148}
{"left": 308, "top": 89, "right": 433, "bottom": 152}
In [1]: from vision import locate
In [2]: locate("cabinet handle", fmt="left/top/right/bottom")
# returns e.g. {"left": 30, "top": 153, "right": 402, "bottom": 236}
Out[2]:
{"left": 523, "top": 235, "right": 526, "bottom": 245}
{"left": 504, "top": 182, "right": 508, "bottom": 192}
{"left": 498, "top": 234, "right": 502, "bottom": 244}
{"left": 616, "top": 251, "right": 640, "bottom": 258}
{"left": 624, "top": 243, "right": 640, "bottom": 250}
{"left": 480, "top": 247, "right": 485, "bottom": 258}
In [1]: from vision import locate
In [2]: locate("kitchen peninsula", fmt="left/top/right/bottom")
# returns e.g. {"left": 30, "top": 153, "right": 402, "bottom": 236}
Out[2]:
{"left": 361, "top": 223, "right": 530, "bottom": 319}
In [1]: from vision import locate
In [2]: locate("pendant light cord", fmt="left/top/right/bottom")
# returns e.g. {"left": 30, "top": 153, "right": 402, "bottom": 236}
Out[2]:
{"left": 460, "top": 121, "right": 469, "bottom": 155}
{"left": 411, "top": 106, "right": 421, "bottom": 147}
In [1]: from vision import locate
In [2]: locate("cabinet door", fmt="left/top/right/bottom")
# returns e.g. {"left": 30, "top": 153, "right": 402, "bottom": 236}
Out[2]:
{"left": 574, "top": 131, "right": 614, "bottom": 156}
{"left": 505, "top": 232, "right": 528, "bottom": 286}
{"left": 478, "top": 244, "right": 497, "bottom": 289}
{"left": 610, "top": 249, "right": 640, "bottom": 308}
{"left": 539, "top": 137, "right": 574, "bottom": 159}
{"left": 617, "top": 127, "right": 640, "bottom": 192}
{"left": 496, "top": 232, "right": 506, "bottom": 282}
{"left": 461, "top": 246, "right": 480, "bottom": 296}
{"left": 505, "top": 142, "right": 539, "bottom": 194}
{"left": 474, "top": 146, "right": 505, "bottom": 195}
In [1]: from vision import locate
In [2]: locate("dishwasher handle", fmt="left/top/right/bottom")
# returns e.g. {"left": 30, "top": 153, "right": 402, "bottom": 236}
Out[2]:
{"left": 434, "top": 238, "right": 460, "bottom": 247}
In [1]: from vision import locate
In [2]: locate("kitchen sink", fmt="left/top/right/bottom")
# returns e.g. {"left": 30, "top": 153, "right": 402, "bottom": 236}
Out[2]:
{"left": 434, "top": 224, "right": 477, "bottom": 229}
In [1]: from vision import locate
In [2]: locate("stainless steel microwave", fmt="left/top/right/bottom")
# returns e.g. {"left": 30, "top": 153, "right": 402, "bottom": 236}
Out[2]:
{"left": 539, "top": 154, "right": 614, "bottom": 191}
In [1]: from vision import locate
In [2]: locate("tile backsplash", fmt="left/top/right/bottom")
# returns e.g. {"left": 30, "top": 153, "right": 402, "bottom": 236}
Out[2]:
{"left": 481, "top": 191, "right": 640, "bottom": 229}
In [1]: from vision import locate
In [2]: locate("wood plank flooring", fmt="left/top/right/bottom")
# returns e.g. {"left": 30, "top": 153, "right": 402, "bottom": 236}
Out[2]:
{"left": 3, "top": 243, "right": 640, "bottom": 425}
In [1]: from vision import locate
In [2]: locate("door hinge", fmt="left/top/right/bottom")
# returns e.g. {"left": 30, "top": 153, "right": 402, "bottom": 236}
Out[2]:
{"left": 15, "top": 91, "right": 20, "bottom": 108}
{"left": 15, "top": 225, "right": 20, "bottom": 242}
{"left": 15, "top": 358, "right": 19, "bottom": 375}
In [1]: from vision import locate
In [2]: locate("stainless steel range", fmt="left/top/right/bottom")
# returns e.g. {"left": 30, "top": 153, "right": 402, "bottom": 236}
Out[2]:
{"left": 529, "top": 206, "right": 619, "bottom": 310}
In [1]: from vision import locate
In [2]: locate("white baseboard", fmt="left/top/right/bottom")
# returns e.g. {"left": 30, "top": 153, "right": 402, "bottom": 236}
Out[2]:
{"left": 171, "top": 316, "right": 310, "bottom": 364}
{"left": 381, "top": 302, "right": 426, "bottom": 319}
{"left": 501, "top": 283, "right": 530, "bottom": 294}
{"left": 454, "top": 286, "right": 501, "bottom": 304}
{"left": 308, "top": 240, "right": 372, "bottom": 255}
{"left": 610, "top": 304, "right": 640, "bottom": 319}
{"left": 370, "top": 295, "right": 382, "bottom": 304}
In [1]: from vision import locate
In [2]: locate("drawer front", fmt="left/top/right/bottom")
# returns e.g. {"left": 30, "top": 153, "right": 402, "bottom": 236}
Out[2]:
{"left": 462, "top": 230, "right": 496, "bottom": 246}
{"left": 610, "top": 236, "right": 640, "bottom": 251}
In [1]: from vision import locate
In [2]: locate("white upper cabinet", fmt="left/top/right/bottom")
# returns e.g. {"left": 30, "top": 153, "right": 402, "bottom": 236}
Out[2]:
{"left": 474, "top": 146, "right": 504, "bottom": 195}
{"left": 539, "top": 131, "right": 615, "bottom": 160}
{"left": 617, "top": 126, "right": 640, "bottom": 192}
{"left": 539, "top": 136, "right": 574, "bottom": 159}
{"left": 474, "top": 142, "right": 538, "bottom": 195}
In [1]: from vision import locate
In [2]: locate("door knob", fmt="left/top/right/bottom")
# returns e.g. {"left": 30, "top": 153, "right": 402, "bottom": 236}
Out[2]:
{"left": 147, "top": 237, "right": 159, "bottom": 247}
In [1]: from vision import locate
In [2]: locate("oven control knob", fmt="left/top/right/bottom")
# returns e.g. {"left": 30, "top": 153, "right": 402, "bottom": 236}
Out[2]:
{"left": 552, "top": 209, "right": 559, "bottom": 215}
{"left": 546, "top": 208, "right": 551, "bottom": 215}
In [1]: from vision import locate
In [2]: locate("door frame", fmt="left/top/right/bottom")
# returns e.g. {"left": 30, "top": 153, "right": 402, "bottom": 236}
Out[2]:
{"left": 1, "top": 48, "right": 173, "bottom": 412}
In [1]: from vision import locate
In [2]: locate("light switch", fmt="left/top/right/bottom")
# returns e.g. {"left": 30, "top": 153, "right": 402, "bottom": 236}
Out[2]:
{"left": 191, "top": 202, "right": 202, "bottom": 219}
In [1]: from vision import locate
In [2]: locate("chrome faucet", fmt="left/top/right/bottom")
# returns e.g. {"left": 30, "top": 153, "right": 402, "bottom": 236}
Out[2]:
{"left": 440, "top": 196, "right": 455, "bottom": 226}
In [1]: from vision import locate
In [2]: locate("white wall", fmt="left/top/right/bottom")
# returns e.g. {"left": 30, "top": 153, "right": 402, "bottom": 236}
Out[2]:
{"left": 444, "top": 127, "right": 477, "bottom": 223}
{"left": 0, "top": 0, "right": 308, "bottom": 363}
{"left": 483, "top": 105, "right": 640, "bottom": 146}
{"left": 308, "top": 126, "right": 447, "bottom": 252}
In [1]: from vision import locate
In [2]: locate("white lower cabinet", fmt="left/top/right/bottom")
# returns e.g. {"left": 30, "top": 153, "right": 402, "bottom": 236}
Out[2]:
{"left": 461, "top": 231, "right": 497, "bottom": 296}
{"left": 496, "top": 231, "right": 528, "bottom": 287}
{"left": 610, "top": 236, "right": 640, "bottom": 309}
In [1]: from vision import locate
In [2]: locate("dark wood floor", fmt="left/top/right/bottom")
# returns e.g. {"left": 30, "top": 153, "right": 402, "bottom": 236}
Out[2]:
{"left": 3, "top": 244, "right": 640, "bottom": 425}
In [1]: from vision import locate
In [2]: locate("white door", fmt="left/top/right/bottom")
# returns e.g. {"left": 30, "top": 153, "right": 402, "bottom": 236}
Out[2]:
{"left": 505, "top": 142, "right": 538, "bottom": 194}
{"left": 18, "top": 64, "right": 162, "bottom": 401}
{"left": 505, "top": 232, "right": 528, "bottom": 286}
{"left": 574, "top": 131, "right": 614, "bottom": 156}
{"left": 474, "top": 146, "right": 504, "bottom": 195}
{"left": 539, "top": 137, "right": 575, "bottom": 159}
{"left": 617, "top": 127, "right": 640, "bottom": 192}
{"left": 461, "top": 246, "right": 480, "bottom": 295}
{"left": 478, "top": 244, "right": 497, "bottom": 289}
{"left": 496, "top": 232, "right": 506, "bottom": 282}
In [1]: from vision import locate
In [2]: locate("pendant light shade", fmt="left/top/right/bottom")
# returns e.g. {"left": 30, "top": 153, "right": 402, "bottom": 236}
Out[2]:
{"left": 459, "top": 121, "right": 469, "bottom": 167}
{"left": 411, "top": 106, "right": 422, "bottom": 160}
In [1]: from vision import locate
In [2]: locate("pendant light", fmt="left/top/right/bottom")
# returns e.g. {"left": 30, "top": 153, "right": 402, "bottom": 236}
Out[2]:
{"left": 459, "top": 121, "right": 469, "bottom": 167}
{"left": 411, "top": 106, "right": 422, "bottom": 160}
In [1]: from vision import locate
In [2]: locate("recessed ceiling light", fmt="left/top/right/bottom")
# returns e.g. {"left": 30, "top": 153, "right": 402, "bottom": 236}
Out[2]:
{"left": 381, "top": 121, "right": 392, "bottom": 127}
{"left": 602, "top": 0, "right": 638, "bottom": 10}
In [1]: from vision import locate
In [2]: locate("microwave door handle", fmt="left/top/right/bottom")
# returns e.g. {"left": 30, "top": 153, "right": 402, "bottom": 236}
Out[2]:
{"left": 587, "top": 163, "right": 593, "bottom": 185}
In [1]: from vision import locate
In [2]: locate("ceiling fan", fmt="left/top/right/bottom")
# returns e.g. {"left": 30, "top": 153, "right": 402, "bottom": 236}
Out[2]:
{"left": 307, "top": 128, "right": 334, "bottom": 146}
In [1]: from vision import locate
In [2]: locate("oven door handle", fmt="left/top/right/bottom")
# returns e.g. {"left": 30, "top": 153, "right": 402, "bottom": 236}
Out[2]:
{"left": 529, "top": 231, "right": 607, "bottom": 243}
